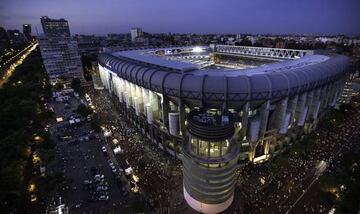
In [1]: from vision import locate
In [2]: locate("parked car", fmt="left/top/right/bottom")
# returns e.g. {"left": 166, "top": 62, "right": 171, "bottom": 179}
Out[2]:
{"left": 98, "top": 195, "right": 109, "bottom": 201}
{"left": 107, "top": 160, "right": 114, "bottom": 167}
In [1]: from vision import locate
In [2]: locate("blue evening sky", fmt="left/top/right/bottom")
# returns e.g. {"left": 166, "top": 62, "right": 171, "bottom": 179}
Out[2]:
{"left": 0, "top": 0, "right": 359, "bottom": 35}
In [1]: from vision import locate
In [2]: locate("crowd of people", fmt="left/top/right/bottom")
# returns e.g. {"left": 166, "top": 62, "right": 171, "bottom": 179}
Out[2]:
{"left": 88, "top": 86, "right": 360, "bottom": 213}
{"left": 234, "top": 97, "right": 360, "bottom": 213}
{"left": 88, "top": 89, "right": 187, "bottom": 212}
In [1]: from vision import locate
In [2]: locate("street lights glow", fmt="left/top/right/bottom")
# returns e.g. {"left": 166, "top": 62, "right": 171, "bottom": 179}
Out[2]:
{"left": 192, "top": 47, "right": 204, "bottom": 53}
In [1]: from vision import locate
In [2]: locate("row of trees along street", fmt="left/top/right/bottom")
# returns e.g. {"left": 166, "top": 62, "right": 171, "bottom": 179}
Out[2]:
{"left": 0, "top": 47, "right": 57, "bottom": 213}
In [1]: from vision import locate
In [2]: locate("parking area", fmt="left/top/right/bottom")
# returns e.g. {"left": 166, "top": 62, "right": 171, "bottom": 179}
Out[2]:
{"left": 46, "top": 89, "right": 132, "bottom": 213}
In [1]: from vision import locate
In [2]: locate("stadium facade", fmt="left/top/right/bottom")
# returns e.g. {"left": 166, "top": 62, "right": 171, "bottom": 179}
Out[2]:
{"left": 98, "top": 45, "right": 351, "bottom": 213}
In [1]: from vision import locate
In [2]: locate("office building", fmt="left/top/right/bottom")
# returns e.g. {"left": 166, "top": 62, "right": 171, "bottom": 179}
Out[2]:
{"left": 39, "top": 16, "right": 83, "bottom": 80}
{"left": 130, "top": 28, "right": 143, "bottom": 42}
{"left": 0, "top": 27, "right": 10, "bottom": 52}
{"left": 23, "top": 24, "right": 32, "bottom": 39}
{"left": 41, "top": 16, "right": 70, "bottom": 37}
{"left": 7, "top": 30, "right": 27, "bottom": 47}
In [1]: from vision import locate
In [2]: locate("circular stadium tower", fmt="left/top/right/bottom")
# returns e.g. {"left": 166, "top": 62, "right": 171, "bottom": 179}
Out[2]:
{"left": 182, "top": 109, "right": 240, "bottom": 213}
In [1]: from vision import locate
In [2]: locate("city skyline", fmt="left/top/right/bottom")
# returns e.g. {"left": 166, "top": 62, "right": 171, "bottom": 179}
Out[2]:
{"left": 1, "top": 0, "right": 360, "bottom": 36}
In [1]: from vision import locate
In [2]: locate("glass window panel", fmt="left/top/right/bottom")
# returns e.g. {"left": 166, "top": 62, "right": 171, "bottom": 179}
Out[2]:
{"left": 222, "top": 140, "right": 229, "bottom": 156}
{"left": 198, "top": 140, "right": 208, "bottom": 157}
{"left": 210, "top": 142, "right": 221, "bottom": 158}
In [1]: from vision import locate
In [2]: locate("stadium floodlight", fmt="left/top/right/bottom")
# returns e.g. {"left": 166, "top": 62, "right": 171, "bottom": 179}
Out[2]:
{"left": 192, "top": 47, "right": 204, "bottom": 53}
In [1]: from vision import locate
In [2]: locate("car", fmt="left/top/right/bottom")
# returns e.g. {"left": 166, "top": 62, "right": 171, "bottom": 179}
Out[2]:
{"left": 107, "top": 160, "right": 114, "bottom": 167}
{"left": 96, "top": 186, "right": 108, "bottom": 191}
{"left": 102, "top": 146, "right": 107, "bottom": 153}
{"left": 98, "top": 195, "right": 109, "bottom": 201}
{"left": 30, "top": 194, "right": 37, "bottom": 203}
{"left": 94, "top": 174, "right": 105, "bottom": 182}
{"left": 83, "top": 180, "right": 92, "bottom": 185}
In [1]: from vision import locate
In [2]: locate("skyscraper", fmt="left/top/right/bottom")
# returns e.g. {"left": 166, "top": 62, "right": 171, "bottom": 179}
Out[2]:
{"left": 39, "top": 16, "right": 83, "bottom": 80}
{"left": 40, "top": 16, "right": 70, "bottom": 37}
{"left": 23, "top": 24, "right": 32, "bottom": 39}
{"left": 130, "top": 28, "right": 143, "bottom": 42}
{"left": 7, "top": 30, "right": 27, "bottom": 47}
{"left": 0, "top": 27, "right": 10, "bottom": 52}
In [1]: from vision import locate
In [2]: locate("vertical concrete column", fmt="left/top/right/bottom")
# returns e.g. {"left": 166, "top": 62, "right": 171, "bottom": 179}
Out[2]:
{"left": 131, "top": 83, "right": 137, "bottom": 108}
{"left": 162, "top": 96, "right": 170, "bottom": 129}
{"left": 146, "top": 103, "right": 153, "bottom": 124}
{"left": 178, "top": 100, "right": 186, "bottom": 136}
{"left": 98, "top": 65, "right": 105, "bottom": 86}
{"left": 142, "top": 88, "right": 150, "bottom": 115}
{"left": 241, "top": 102, "right": 250, "bottom": 138}
{"left": 259, "top": 100, "right": 270, "bottom": 137}
{"left": 311, "top": 88, "right": 321, "bottom": 120}
{"left": 169, "top": 112, "right": 180, "bottom": 136}
{"left": 305, "top": 90, "right": 314, "bottom": 121}
{"left": 136, "top": 86, "right": 144, "bottom": 114}
{"left": 107, "top": 73, "right": 112, "bottom": 94}
{"left": 287, "top": 95, "right": 298, "bottom": 126}
{"left": 117, "top": 78, "right": 124, "bottom": 103}
{"left": 116, "top": 77, "right": 122, "bottom": 99}
{"left": 276, "top": 97, "right": 288, "bottom": 130}
{"left": 124, "top": 81, "right": 130, "bottom": 109}
{"left": 296, "top": 93, "right": 307, "bottom": 126}
{"left": 248, "top": 116, "right": 260, "bottom": 162}
{"left": 326, "top": 83, "right": 336, "bottom": 107}
{"left": 150, "top": 91, "right": 159, "bottom": 121}
{"left": 134, "top": 97, "right": 140, "bottom": 116}
{"left": 113, "top": 77, "right": 118, "bottom": 100}
{"left": 330, "top": 81, "right": 341, "bottom": 106}
{"left": 320, "top": 85, "right": 328, "bottom": 109}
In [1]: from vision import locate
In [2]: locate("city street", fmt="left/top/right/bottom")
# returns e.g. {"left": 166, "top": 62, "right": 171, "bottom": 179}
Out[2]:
{"left": 47, "top": 92, "right": 128, "bottom": 213}
{"left": 0, "top": 41, "right": 38, "bottom": 86}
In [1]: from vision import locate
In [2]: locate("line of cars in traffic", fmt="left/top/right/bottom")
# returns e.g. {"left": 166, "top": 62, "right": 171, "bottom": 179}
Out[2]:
{"left": 83, "top": 168, "right": 110, "bottom": 202}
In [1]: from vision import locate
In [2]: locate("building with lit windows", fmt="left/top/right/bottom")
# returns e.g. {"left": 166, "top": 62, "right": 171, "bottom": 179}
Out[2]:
{"left": 39, "top": 16, "right": 83, "bottom": 80}
{"left": 23, "top": 24, "right": 32, "bottom": 40}
{"left": 98, "top": 45, "right": 351, "bottom": 213}
{"left": 7, "top": 29, "right": 27, "bottom": 47}
{"left": 40, "top": 16, "right": 70, "bottom": 38}
{"left": 130, "top": 28, "right": 143, "bottom": 42}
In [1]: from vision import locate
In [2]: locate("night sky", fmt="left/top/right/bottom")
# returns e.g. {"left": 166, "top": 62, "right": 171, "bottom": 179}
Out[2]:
{"left": 1, "top": 0, "right": 360, "bottom": 35}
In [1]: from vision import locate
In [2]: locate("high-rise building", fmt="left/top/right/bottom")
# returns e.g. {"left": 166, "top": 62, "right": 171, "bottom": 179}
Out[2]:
{"left": 7, "top": 30, "right": 27, "bottom": 47}
{"left": 39, "top": 37, "right": 83, "bottom": 79}
{"left": 39, "top": 16, "right": 83, "bottom": 80}
{"left": 23, "top": 24, "right": 32, "bottom": 39}
{"left": 40, "top": 16, "right": 70, "bottom": 37}
{"left": 0, "top": 27, "right": 10, "bottom": 52}
{"left": 130, "top": 28, "right": 143, "bottom": 42}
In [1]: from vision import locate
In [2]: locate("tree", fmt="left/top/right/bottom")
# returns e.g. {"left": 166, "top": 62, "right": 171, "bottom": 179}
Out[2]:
{"left": 71, "top": 78, "right": 82, "bottom": 95}
{"left": 76, "top": 104, "right": 93, "bottom": 117}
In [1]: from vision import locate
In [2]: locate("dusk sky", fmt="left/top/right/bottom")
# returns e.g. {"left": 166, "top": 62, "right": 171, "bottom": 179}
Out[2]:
{"left": 1, "top": 0, "right": 360, "bottom": 36}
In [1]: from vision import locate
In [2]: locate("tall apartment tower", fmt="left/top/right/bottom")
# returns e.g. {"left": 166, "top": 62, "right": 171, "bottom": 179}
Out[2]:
{"left": 23, "top": 24, "right": 32, "bottom": 40}
{"left": 40, "top": 16, "right": 70, "bottom": 37}
{"left": 130, "top": 28, "right": 143, "bottom": 42}
{"left": 39, "top": 16, "right": 83, "bottom": 80}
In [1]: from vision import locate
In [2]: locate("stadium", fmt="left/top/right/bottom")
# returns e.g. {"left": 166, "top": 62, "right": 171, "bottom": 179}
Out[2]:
{"left": 98, "top": 45, "right": 351, "bottom": 213}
